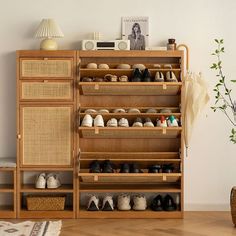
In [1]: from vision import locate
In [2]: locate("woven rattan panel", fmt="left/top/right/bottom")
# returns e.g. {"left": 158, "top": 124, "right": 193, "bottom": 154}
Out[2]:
{"left": 21, "top": 59, "right": 72, "bottom": 77}
{"left": 21, "top": 82, "right": 72, "bottom": 100}
{"left": 22, "top": 107, "right": 71, "bottom": 165}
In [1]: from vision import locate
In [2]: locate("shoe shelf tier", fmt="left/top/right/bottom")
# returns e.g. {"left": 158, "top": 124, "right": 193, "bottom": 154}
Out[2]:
{"left": 0, "top": 167, "right": 17, "bottom": 218}
{"left": 78, "top": 127, "right": 182, "bottom": 139}
{"left": 78, "top": 208, "right": 182, "bottom": 219}
{"left": 79, "top": 183, "right": 181, "bottom": 193}
{"left": 78, "top": 82, "right": 182, "bottom": 96}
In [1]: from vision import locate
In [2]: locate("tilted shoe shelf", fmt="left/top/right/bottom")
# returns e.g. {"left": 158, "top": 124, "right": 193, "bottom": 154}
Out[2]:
{"left": 78, "top": 82, "right": 182, "bottom": 96}
{"left": 78, "top": 127, "right": 182, "bottom": 139}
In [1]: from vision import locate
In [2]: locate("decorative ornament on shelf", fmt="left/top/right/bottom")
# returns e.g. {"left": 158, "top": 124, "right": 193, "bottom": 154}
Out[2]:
{"left": 34, "top": 18, "right": 64, "bottom": 50}
{"left": 211, "top": 39, "right": 236, "bottom": 144}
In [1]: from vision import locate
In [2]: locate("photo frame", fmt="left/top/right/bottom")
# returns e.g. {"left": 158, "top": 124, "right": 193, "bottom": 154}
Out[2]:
{"left": 122, "top": 17, "right": 149, "bottom": 50}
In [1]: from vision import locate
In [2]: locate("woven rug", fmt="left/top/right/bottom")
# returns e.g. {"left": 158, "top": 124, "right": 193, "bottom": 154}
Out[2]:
{"left": 0, "top": 220, "right": 61, "bottom": 236}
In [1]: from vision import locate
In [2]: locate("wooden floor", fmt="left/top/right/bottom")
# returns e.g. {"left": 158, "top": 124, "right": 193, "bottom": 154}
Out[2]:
{"left": 59, "top": 212, "right": 235, "bottom": 236}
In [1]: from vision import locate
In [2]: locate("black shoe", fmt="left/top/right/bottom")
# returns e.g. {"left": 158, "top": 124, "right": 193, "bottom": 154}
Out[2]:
{"left": 162, "top": 164, "right": 174, "bottom": 173}
{"left": 89, "top": 160, "right": 101, "bottom": 173}
{"left": 148, "top": 164, "right": 162, "bottom": 173}
{"left": 132, "top": 68, "right": 142, "bottom": 82}
{"left": 142, "top": 68, "right": 152, "bottom": 82}
{"left": 120, "top": 163, "right": 130, "bottom": 173}
{"left": 102, "top": 160, "right": 114, "bottom": 173}
{"left": 151, "top": 195, "right": 163, "bottom": 211}
{"left": 163, "top": 195, "right": 177, "bottom": 211}
{"left": 130, "top": 163, "right": 143, "bottom": 173}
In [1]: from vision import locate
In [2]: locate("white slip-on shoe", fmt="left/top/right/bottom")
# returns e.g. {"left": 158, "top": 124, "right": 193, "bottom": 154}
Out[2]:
{"left": 87, "top": 195, "right": 100, "bottom": 211}
{"left": 84, "top": 109, "right": 97, "bottom": 114}
{"left": 46, "top": 173, "right": 61, "bottom": 189}
{"left": 117, "top": 194, "right": 131, "bottom": 211}
{"left": 113, "top": 108, "right": 126, "bottom": 113}
{"left": 98, "top": 109, "right": 110, "bottom": 114}
{"left": 133, "top": 194, "right": 147, "bottom": 211}
{"left": 154, "top": 71, "right": 164, "bottom": 82}
{"left": 144, "top": 118, "right": 154, "bottom": 127}
{"left": 107, "top": 118, "right": 118, "bottom": 127}
{"left": 102, "top": 195, "right": 114, "bottom": 211}
{"left": 167, "top": 115, "right": 179, "bottom": 127}
{"left": 146, "top": 108, "right": 158, "bottom": 113}
{"left": 94, "top": 115, "right": 104, "bottom": 127}
{"left": 81, "top": 114, "right": 93, "bottom": 127}
{"left": 35, "top": 173, "right": 46, "bottom": 189}
{"left": 157, "top": 116, "right": 167, "bottom": 127}
{"left": 118, "top": 118, "right": 129, "bottom": 127}
{"left": 128, "top": 108, "right": 141, "bottom": 113}
{"left": 132, "top": 117, "right": 143, "bottom": 127}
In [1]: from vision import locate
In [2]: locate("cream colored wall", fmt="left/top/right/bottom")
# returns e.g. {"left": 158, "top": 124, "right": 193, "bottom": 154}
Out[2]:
{"left": 0, "top": 0, "right": 235, "bottom": 210}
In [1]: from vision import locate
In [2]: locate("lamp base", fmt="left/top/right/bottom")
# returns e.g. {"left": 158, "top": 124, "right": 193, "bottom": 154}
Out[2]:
{"left": 40, "top": 38, "right": 58, "bottom": 50}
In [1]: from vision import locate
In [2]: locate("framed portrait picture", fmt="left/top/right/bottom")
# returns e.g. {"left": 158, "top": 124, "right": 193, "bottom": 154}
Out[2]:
{"left": 122, "top": 17, "right": 149, "bottom": 50}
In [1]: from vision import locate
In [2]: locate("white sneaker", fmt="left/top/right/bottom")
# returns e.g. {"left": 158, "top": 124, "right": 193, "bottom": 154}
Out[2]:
{"left": 144, "top": 118, "right": 154, "bottom": 127}
{"left": 117, "top": 194, "right": 131, "bottom": 211}
{"left": 35, "top": 173, "right": 46, "bottom": 189}
{"left": 157, "top": 116, "right": 167, "bottom": 127}
{"left": 102, "top": 195, "right": 114, "bottom": 211}
{"left": 47, "top": 173, "right": 61, "bottom": 189}
{"left": 98, "top": 109, "right": 109, "bottom": 114}
{"left": 87, "top": 195, "right": 100, "bottom": 211}
{"left": 167, "top": 115, "right": 179, "bottom": 127}
{"left": 133, "top": 194, "right": 147, "bottom": 211}
{"left": 84, "top": 109, "right": 97, "bottom": 114}
{"left": 94, "top": 115, "right": 104, "bottom": 127}
{"left": 107, "top": 118, "right": 118, "bottom": 127}
{"left": 118, "top": 118, "right": 129, "bottom": 127}
{"left": 128, "top": 108, "right": 141, "bottom": 113}
{"left": 81, "top": 114, "right": 93, "bottom": 127}
{"left": 132, "top": 117, "right": 143, "bottom": 127}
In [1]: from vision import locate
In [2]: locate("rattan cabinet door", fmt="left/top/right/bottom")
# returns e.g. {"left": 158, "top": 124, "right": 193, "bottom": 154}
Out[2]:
{"left": 20, "top": 105, "right": 73, "bottom": 166}
{"left": 20, "top": 58, "right": 73, "bottom": 79}
{"left": 20, "top": 80, "right": 73, "bottom": 101}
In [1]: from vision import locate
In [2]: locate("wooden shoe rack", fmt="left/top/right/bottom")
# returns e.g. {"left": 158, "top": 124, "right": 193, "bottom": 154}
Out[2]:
{"left": 13, "top": 50, "right": 184, "bottom": 219}
{"left": 77, "top": 50, "right": 184, "bottom": 218}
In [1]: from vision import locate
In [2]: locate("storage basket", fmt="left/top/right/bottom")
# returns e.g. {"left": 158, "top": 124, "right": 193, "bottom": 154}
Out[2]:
{"left": 26, "top": 195, "right": 66, "bottom": 211}
{"left": 231, "top": 187, "right": 236, "bottom": 226}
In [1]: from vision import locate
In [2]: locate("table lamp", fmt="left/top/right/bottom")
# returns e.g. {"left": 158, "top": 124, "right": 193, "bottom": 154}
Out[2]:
{"left": 34, "top": 19, "right": 64, "bottom": 50}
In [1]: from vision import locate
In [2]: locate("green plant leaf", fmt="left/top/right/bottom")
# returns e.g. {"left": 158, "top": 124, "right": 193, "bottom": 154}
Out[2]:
{"left": 231, "top": 80, "right": 236, "bottom": 82}
{"left": 215, "top": 39, "right": 219, "bottom": 43}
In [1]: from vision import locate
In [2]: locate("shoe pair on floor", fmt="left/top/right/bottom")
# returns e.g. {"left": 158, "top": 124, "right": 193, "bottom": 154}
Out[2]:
{"left": 35, "top": 173, "right": 61, "bottom": 189}
{"left": 87, "top": 194, "right": 147, "bottom": 211}
{"left": 87, "top": 195, "right": 114, "bottom": 211}
{"left": 151, "top": 194, "right": 177, "bottom": 211}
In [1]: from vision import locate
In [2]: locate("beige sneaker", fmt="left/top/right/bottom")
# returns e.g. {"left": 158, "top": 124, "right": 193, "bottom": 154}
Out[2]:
{"left": 81, "top": 114, "right": 93, "bottom": 127}
{"left": 35, "top": 173, "right": 46, "bottom": 189}
{"left": 47, "top": 173, "right": 61, "bottom": 189}
{"left": 107, "top": 118, "right": 118, "bottom": 127}
{"left": 94, "top": 115, "right": 104, "bottom": 127}
{"left": 117, "top": 194, "right": 131, "bottom": 211}
{"left": 118, "top": 118, "right": 129, "bottom": 127}
{"left": 133, "top": 194, "right": 147, "bottom": 211}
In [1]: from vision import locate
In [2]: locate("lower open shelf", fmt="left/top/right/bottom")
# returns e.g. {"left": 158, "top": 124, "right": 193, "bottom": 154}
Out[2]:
{"left": 19, "top": 207, "right": 75, "bottom": 219}
{"left": 0, "top": 206, "right": 15, "bottom": 218}
{"left": 78, "top": 208, "right": 183, "bottom": 219}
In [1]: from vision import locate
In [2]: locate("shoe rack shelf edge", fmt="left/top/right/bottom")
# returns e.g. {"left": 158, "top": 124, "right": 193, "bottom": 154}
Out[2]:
{"left": 76, "top": 50, "right": 185, "bottom": 219}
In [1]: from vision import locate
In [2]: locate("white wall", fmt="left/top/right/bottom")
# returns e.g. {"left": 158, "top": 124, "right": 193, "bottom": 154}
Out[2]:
{"left": 0, "top": 0, "right": 235, "bottom": 210}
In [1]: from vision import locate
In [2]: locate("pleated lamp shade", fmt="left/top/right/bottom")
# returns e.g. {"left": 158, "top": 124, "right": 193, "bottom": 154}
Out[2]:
{"left": 34, "top": 19, "right": 64, "bottom": 50}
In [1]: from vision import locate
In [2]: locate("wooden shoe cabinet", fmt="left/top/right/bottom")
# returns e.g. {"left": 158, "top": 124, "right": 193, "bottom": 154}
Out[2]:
{"left": 77, "top": 51, "right": 184, "bottom": 218}
{"left": 13, "top": 50, "right": 184, "bottom": 219}
{"left": 16, "top": 51, "right": 77, "bottom": 218}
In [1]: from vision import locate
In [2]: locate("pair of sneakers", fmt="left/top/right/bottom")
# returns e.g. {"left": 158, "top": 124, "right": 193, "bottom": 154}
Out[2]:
{"left": 81, "top": 114, "right": 104, "bottom": 127}
{"left": 35, "top": 173, "right": 61, "bottom": 189}
{"left": 87, "top": 195, "right": 114, "bottom": 211}
{"left": 157, "top": 115, "right": 179, "bottom": 127}
{"left": 118, "top": 194, "right": 147, "bottom": 211}
{"left": 107, "top": 118, "right": 129, "bottom": 127}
